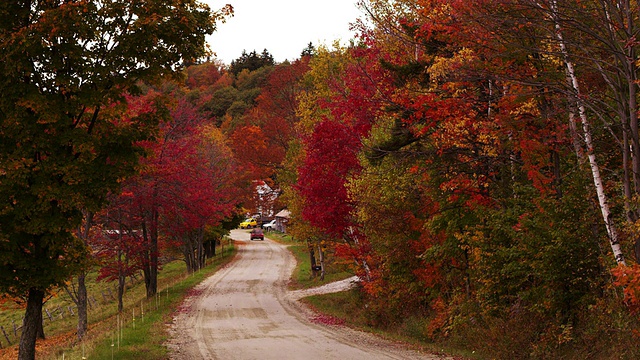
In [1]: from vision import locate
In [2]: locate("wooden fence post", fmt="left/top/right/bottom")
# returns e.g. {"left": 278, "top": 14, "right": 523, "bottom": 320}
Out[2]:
{"left": 45, "top": 309, "right": 53, "bottom": 322}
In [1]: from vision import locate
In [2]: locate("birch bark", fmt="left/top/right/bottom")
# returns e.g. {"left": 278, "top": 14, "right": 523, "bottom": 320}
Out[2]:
{"left": 548, "top": 0, "right": 627, "bottom": 265}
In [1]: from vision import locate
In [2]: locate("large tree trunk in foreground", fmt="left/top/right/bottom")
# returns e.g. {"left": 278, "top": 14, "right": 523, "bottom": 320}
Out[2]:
{"left": 77, "top": 272, "right": 88, "bottom": 339}
{"left": 18, "top": 288, "right": 45, "bottom": 360}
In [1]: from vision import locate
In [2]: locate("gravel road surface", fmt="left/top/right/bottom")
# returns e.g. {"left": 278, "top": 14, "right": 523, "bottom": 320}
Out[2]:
{"left": 166, "top": 229, "right": 448, "bottom": 360}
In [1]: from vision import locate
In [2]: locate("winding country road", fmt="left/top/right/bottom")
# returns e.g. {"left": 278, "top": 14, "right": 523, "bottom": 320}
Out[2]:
{"left": 167, "top": 229, "right": 445, "bottom": 360}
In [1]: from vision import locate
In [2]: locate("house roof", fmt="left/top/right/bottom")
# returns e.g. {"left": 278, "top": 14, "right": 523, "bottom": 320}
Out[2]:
{"left": 274, "top": 209, "right": 290, "bottom": 219}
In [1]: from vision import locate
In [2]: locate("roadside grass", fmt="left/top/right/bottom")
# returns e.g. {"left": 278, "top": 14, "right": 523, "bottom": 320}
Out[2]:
{"left": 301, "top": 290, "right": 472, "bottom": 358}
{"left": 266, "top": 231, "right": 474, "bottom": 359}
{"left": 72, "top": 241, "right": 235, "bottom": 360}
{"left": 304, "top": 289, "right": 369, "bottom": 329}
{"left": 0, "top": 239, "right": 236, "bottom": 360}
{"left": 264, "top": 231, "right": 353, "bottom": 290}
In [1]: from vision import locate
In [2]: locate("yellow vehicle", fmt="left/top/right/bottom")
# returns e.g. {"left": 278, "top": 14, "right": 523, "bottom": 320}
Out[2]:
{"left": 239, "top": 218, "right": 258, "bottom": 229}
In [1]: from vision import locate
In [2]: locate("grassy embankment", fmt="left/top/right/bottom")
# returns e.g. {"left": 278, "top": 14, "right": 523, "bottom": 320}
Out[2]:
{"left": 264, "top": 231, "right": 353, "bottom": 289}
{"left": 0, "top": 239, "right": 235, "bottom": 360}
{"left": 273, "top": 231, "right": 640, "bottom": 360}
{"left": 264, "top": 232, "right": 394, "bottom": 331}
{"left": 266, "top": 231, "right": 472, "bottom": 359}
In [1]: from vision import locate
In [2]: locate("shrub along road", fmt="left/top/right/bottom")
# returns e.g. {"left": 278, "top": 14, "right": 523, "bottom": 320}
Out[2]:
{"left": 166, "top": 229, "right": 447, "bottom": 359}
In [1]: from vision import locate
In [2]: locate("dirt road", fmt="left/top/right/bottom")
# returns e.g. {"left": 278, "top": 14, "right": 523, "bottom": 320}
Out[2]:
{"left": 167, "top": 230, "right": 446, "bottom": 360}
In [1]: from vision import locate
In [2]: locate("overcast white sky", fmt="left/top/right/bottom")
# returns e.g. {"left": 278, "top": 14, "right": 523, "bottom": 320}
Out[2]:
{"left": 202, "top": 1, "right": 363, "bottom": 64}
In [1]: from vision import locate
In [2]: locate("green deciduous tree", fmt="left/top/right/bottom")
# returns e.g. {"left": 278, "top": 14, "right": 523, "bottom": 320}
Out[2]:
{"left": 0, "top": 1, "right": 229, "bottom": 359}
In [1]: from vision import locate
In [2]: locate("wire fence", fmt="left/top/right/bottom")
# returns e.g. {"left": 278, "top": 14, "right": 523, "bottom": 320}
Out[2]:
{"left": 0, "top": 275, "right": 139, "bottom": 349}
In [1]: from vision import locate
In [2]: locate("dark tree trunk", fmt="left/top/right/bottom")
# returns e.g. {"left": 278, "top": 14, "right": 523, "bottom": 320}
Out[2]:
{"left": 318, "top": 245, "right": 325, "bottom": 281}
{"left": 551, "top": 150, "right": 562, "bottom": 199}
{"left": 118, "top": 273, "right": 125, "bottom": 313}
{"left": 142, "top": 220, "right": 152, "bottom": 294}
{"left": 76, "top": 272, "right": 87, "bottom": 339}
{"left": 71, "top": 210, "right": 92, "bottom": 340}
{"left": 197, "top": 229, "right": 205, "bottom": 270}
{"left": 182, "top": 236, "right": 191, "bottom": 273}
{"left": 18, "top": 288, "right": 45, "bottom": 360}
{"left": 148, "top": 207, "right": 158, "bottom": 298}
{"left": 203, "top": 239, "right": 215, "bottom": 259}
{"left": 308, "top": 241, "right": 318, "bottom": 278}
{"left": 141, "top": 211, "right": 158, "bottom": 299}
{"left": 118, "top": 243, "right": 125, "bottom": 313}
{"left": 183, "top": 242, "right": 195, "bottom": 274}
{"left": 36, "top": 318, "right": 44, "bottom": 340}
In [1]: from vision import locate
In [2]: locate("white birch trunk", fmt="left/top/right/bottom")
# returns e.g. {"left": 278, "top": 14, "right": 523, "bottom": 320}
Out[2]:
{"left": 549, "top": 0, "right": 627, "bottom": 265}
{"left": 347, "top": 226, "right": 372, "bottom": 281}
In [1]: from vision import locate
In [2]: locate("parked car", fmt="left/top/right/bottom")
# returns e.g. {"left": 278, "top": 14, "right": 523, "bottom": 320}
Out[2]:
{"left": 261, "top": 219, "right": 276, "bottom": 231}
{"left": 239, "top": 218, "right": 258, "bottom": 229}
{"left": 250, "top": 228, "right": 264, "bottom": 241}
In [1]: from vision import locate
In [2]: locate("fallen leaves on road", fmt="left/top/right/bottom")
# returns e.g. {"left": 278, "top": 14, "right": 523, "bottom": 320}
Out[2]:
{"left": 174, "top": 287, "right": 204, "bottom": 314}
{"left": 310, "top": 313, "right": 345, "bottom": 326}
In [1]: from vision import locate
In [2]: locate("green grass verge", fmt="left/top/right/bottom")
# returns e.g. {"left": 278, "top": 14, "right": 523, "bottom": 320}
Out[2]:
{"left": 301, "top": 291, "right": 471, "bottom": 358}
{"left": 264, "top": 231, "right": 353, "bottom": 290}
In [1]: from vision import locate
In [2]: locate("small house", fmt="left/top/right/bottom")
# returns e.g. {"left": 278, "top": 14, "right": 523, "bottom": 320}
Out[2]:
{"left": 274, "top": 209, "right": 290, "bottom": 233}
